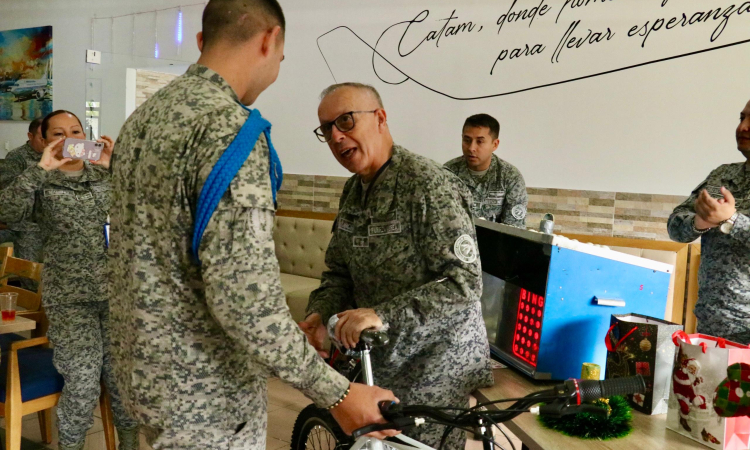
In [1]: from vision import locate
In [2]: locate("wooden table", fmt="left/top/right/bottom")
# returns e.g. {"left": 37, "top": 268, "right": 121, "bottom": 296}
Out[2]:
{"left": 0, "top": 315, "right": 35, "bottom": 334}
{"left": 475, "top": 368, "right": 708, "bottom": 450}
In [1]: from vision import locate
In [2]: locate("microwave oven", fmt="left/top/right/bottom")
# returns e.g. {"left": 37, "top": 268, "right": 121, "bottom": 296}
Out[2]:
{"left": 476, "top": 220, "right": 673, "bottom": 380}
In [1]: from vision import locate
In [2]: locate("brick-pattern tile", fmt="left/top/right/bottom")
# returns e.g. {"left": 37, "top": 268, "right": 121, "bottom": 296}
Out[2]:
{"left": 313, "top": 175, "right": 348, "bottom": 213}
{"left": 527, "top": 188, "right": 615, "bottom": 236}
{"left": 612, "top": 192, "right": 687, "bottom": 240}
{"left": 277, "top": 174, "right": 314, "bottom": 211}
{"left": 135, "top": 70, "right": 178, "bottom": 108}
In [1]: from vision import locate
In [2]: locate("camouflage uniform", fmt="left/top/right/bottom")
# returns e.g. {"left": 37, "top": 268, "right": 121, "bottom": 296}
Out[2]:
{"left": 0, "top": 142, "right": 43, "bottom": 263}
{"left": 109, "top": 64, "right": 349, "bottom": 450}
{"left": 307, "top": 146, "right": 494, "bottom": 450}
{"left": 0, "top": 163, "right": 138, "bottom": 447}
{"left": 668, "top": 163, "right": 750, "bottom": 343}
{"left": 444, "top": 154, "right": 528, "bottom": 227}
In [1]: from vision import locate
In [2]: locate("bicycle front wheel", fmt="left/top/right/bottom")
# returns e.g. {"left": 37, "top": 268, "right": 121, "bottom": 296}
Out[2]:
{"left": 291, "top": 404, "right": 353, "bottom": 450}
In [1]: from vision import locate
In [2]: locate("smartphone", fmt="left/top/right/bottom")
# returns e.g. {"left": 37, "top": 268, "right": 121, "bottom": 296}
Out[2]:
{"left": 62, "top": 138, "right": 104, "bottom": 161}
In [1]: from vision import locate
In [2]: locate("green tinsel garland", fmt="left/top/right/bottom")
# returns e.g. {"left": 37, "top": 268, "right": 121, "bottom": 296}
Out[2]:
{"left": 537, "top": 396, "right": 633, "bottom": 440}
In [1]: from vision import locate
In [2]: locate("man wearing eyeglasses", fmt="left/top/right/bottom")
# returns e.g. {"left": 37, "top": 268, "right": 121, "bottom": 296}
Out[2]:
{"left": 444, "top": 114, "right": 528, "bottom": 227}
{"left": 300, "top": 82, "right": 493, "bottom": 450}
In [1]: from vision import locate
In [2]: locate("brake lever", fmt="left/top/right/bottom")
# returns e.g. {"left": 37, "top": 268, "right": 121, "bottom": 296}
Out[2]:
{"left": 351, "top": 417, "right": 419, "bottom": 439}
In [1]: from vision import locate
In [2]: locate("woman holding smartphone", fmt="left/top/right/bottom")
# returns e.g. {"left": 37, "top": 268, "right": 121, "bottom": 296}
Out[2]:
{"left": 0, "top": 110, "right": 138, "bottom": 450}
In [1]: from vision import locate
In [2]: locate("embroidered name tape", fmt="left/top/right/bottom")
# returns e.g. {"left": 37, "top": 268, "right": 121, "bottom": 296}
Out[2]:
{"left": 368, "top": 220, "right": 401, "bottom": 237}
{"left": 338, "top": 219, "right": 354, "bottom": 233}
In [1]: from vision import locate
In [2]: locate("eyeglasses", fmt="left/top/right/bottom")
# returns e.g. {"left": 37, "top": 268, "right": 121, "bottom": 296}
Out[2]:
{"left": 313, "top": 110, "right": 377, "bottom": 143}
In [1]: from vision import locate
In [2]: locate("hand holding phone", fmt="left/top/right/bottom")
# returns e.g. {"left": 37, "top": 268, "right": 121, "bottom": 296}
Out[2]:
{"left": 62, "top": 138, "right": 104, "bottom": 161}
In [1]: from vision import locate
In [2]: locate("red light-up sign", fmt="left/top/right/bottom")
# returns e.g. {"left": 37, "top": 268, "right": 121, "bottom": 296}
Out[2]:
{"left": 512, "top": 288, "right": 544, "bottom": 367}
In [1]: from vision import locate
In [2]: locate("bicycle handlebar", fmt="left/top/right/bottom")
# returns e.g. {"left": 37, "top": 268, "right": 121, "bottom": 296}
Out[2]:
{"left": 351, "top": 375, "right": 646, "bottom": 438}
{"left": 571, "top": 376, "right": 647, "bottom": 404}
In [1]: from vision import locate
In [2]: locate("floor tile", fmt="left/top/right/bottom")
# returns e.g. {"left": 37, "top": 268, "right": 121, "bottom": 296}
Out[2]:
{"left": 266, "top": 407, "right": 300, "bottom": 443}
{"left": 266, "top": 436, "right": 289, "bottom": 450}
{"left": 267, "top": 378, "right": 312, "bottom": 412}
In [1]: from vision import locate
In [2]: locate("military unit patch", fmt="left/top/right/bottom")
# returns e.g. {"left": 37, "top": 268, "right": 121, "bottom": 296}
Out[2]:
{"left": 454, "top": 234, "right": 478, "bottom": 264}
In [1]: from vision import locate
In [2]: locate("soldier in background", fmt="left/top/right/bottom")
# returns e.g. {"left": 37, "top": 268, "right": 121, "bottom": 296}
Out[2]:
{"left": 109, "top": 1, "right": 396, "bottom": 449}
{"left": 668, "top": 98, "right": 750, "bottom": 343}
{"left": 444, "top": 114, "right": 528, "bottom": 227}
{"left": 0, "top": 110, "right": 138, "bottom": 450}
{"left": 0, "top": 117, "right": 45, "bottom": 265}
{"left": 300, "top": 83, "right": 493, "bottom": 450}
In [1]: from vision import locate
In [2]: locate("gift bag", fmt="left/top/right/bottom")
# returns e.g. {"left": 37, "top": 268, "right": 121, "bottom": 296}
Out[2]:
{"left": 604, "top": 314, "right": 683, "bottom": 415}
{"left": 667, "top": 332, "right": 750, "bottom": 450}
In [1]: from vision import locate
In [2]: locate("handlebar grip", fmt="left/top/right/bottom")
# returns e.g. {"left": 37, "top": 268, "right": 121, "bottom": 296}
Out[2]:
{"left": 360, "top": 329, "right": 389, "bottom": 347}
{"left": 379, "top": 400, "right": 397, "bottom": 414}
{"left": 577, "top": 375, "right": 646, "bottom": 403}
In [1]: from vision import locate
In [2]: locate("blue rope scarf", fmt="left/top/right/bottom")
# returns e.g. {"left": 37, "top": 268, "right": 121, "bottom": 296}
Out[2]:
{"left": 192, "top": 107, "right": 283, "bottom": 263}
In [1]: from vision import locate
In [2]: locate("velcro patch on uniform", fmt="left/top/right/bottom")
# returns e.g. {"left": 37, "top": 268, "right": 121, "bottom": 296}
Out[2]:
{"left": 512, "top": 205, "right": 526, "bottom": 220}
{"left": 454, "top": 234, "right": 478, "bottom": 264}
{"left": 43, "top": 189, "right": 73, "bottom": 197}
{"left": 338, "top": 219, "right": 354, "bottom": 233}
{"left": 486, "top": 190, "right": 505, "bottom": 205}
{"left": 353, "top": 236, "right": 369, "bottom": 247}
{"left": 368, "top": 220, "right": 401, "bottom": 236}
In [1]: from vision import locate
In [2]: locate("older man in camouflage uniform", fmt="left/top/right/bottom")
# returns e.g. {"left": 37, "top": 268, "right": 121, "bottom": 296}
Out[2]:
{"left": 668, "top": 98, "right": 750, "bottom": 343}
{"left": 0, "top": 117, "right": 45, "bottom": 265}
{"left": 300, "top": 83, "right": 493, "bottom": 450}
{"left": 444, "top": 114, "right": 528, "bottom": 227}
{"left": 109, "top": 1, "right": 396, "bottom": 449}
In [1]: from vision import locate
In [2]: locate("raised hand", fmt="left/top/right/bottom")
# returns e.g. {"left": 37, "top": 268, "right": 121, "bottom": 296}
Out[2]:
{"left": 91, "top": 135, "right": 115, "bottom": 169}
{"left": 695, "top": 188, "right": 736, "bottom": 229}
{"left": 37, "top": 138, "right": 69, "bottom": 172}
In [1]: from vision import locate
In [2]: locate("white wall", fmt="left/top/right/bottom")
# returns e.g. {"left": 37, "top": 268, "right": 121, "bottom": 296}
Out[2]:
{"left": 0, "top": 0, "right": 197, "bottom": 149}
{"left": 1, "top": 0, "right": 749, "bottom": 196}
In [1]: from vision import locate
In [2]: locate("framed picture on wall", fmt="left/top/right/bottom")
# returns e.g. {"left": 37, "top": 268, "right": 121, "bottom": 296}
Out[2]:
{"left": 0, "top": 26, "right": 52, "bottom": 121}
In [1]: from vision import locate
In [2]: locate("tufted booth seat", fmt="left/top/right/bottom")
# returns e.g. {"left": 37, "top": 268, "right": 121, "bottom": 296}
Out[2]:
{"left": 273, "top": 215, "right": 334, "bottom": 322}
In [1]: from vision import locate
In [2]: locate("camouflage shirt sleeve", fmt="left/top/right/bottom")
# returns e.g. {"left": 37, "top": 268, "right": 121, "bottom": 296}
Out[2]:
{"left": 373, "top": 179, "right": 482, "bottom": 328}
{"left": 307, "top": 180, "right": 356, "bottom": 323}
{"left": 0, "top": 165, "right": 46, "bottom": 224}
{"left": 668, "top": 170, "right": 713, "bottom": 243}
{"left": 195, "top": 125, "right": 348, "bottom": 408}
{"left": 727, "top": 212, "right": 750, "bottom": 244}
{"left": 0, "top": 150, "right": 29, "bottom": 190}
{"left": 499, "top": 166, "right": 528, "bottom": 228}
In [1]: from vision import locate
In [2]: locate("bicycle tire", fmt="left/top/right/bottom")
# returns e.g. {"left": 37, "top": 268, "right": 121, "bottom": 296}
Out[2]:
{"left": 290, "top": 404, "right": 353, "bottom": 450}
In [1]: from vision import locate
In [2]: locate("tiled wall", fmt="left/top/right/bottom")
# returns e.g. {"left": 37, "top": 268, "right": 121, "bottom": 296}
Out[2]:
{"left": 278, "top": 174, "right": 687, "bottom": 241}
{"left": 135, "top": 70, "right": 178, "bottom": 109}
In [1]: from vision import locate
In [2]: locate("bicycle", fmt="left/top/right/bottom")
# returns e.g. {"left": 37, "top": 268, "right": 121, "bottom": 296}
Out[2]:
{"left": 291, "top": 324, "right": 646, "bottom": 450}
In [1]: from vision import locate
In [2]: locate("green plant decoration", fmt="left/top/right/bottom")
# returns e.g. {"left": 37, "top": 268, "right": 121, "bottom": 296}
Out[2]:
{"left": 538, "top": 396, "right": 634, "bottom": 440}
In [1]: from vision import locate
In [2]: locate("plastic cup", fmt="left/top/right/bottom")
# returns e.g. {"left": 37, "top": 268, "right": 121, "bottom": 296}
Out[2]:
{"left": 1, "top": 292, "right": 17, "bottom": 322}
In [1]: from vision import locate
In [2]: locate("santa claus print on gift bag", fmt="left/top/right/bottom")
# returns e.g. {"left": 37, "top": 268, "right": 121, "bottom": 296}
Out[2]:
{"left": 673, "top": 354, "right": 711, "bottom": 437}
{"left": 667, "top": 332, "right": 750, "bottom": 450}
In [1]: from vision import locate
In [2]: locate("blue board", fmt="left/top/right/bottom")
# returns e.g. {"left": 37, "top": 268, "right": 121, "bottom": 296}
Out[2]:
{"left": 534, "top": 247, "right": 670, "bottom": 380}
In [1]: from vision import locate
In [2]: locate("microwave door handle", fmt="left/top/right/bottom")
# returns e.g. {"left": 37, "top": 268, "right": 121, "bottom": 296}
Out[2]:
{"left": 593, "top": 297, "right": 626, "bottom": 307}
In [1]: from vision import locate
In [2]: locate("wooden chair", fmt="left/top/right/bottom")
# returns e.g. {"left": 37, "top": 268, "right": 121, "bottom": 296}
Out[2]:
{"left": 0, "top": 248, "right": 116, "bottom": 450}
{"left": 0, "top": 336, "right": 63, "bottom": 450}
{"left": 0, "top": 248, "right": 46, "bottom": 343}
{"left": 0, "top": 246, "right": 43, "bottom": 312}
